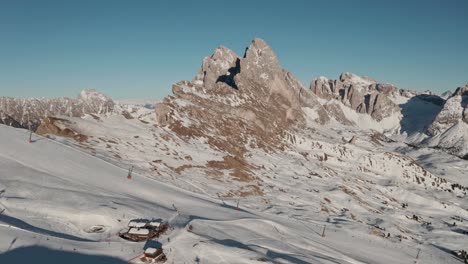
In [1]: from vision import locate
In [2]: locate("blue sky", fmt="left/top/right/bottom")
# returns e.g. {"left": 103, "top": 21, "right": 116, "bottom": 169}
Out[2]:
{"left": 0, "top": 0, "right": 467, "bottom": 99}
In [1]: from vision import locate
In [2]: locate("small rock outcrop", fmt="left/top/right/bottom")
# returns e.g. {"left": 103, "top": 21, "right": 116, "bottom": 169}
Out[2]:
{"left": 36, "top": 117, "right": 87, "bottom": 141}
{"left": 0, "top": 111, "right": 25, "bottom": 129}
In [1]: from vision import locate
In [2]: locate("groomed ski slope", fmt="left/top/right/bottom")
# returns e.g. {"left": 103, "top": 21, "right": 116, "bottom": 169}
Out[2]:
{"left": 0, "top": 125, "right": 460, "bottom": 263}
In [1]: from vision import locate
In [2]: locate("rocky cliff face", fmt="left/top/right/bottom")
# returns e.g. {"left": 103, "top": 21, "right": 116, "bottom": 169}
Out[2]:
{"left": 0, "top": 89, "right": 115, "bottom": 130}
{"left": 156, "top": 39, "right": 330, "bottom": 156}
{"left": 310, "top": 72, "right": 400, "bottom": 121}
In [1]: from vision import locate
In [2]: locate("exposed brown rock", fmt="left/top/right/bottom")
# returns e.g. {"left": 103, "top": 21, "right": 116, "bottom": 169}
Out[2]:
{"left": 122, "top": 111, "right": 134, "bottom": 119}
{"left": 155, "top": 103, "right": 172, "bottom": 126}
{"left": 348, "top": 136, "right": 357, "bottom": 144}
{"left": 36, "top": 117, "right": 88, "bottom": 142}
{"left": 310, "top": 73, "right": 399, "bottom": 122}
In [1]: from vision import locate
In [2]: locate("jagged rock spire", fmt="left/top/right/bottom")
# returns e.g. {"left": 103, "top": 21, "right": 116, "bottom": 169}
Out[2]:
{"left": 238, "top": 38, "right": 281, "bottom": 85}
{"left": 194, "top": 46, "right": 239, "bottom": 90}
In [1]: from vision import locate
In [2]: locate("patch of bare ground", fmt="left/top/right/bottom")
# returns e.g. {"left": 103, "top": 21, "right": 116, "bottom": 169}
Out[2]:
{"left": 168, "top": 120, "right": 205, "bottom": 139}
{"left": 371, "top": 132, "right": 394, "bottom": 145}
{"left": 204, "top": 169, "right": 224, "bottom": 178}
{"left": 174, "top": 164, "right": 204, "bottom": 174}
{"left": 340, "top": 185, "right": 374, "bottom": 211}
{"left": 206, "top": 155, "right": 254, "bottom": 182}
{"left": 320, "top": 206, "right": 330, "bottom": 214}
{"left": 370, "top": 227, "right": 385, "bottom": 237}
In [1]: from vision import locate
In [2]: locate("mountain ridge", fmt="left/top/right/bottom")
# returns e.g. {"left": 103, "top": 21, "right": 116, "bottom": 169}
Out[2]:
{"left": 1, "top": 38, "right": 467, "bottom": 159}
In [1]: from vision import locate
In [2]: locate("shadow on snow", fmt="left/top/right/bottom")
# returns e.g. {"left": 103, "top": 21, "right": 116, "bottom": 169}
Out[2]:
{"left": 0, "top": 246, "right": 127, "bottom": 264}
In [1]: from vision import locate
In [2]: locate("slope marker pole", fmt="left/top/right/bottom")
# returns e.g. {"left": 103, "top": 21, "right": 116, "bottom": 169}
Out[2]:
{"left": 415, "top": 248, "right": 421, "bottom": 263}
{"left": 127, "top": 166, "right": 133, "bottom": 180}
{"left": 321, "top": 225, "right": 326, "bottom": 237}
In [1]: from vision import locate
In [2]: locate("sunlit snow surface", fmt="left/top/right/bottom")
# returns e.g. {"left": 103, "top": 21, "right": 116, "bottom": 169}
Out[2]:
{"left": 1, "top": 105, "right": 467, "bottom": 264}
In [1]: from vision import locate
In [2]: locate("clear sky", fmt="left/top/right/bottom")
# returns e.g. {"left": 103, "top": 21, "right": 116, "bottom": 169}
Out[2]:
{"left": 1, "top": 0, "right": 467, "bottom": 99}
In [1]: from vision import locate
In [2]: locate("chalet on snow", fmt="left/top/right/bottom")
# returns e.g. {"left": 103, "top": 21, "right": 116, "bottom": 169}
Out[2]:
{"left": 142, "top": 247, "right": 166, "bottom": 263}
{"left": 119, "top": 218, "right": 169, "bottom": 242}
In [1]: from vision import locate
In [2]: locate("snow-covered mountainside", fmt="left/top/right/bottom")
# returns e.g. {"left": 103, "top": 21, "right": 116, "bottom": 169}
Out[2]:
{"left": 421, "top": 84, "right": 468, "bottom": 158}
{"left": 1, "top": 111, "right": 468, "bottom": 263}
{"left": 428, "top": 85, "right": 468, "bottom": 136}
{"left": 1, "top": 38, "right": 467, "bottom": 263}
{"left": 309, "top": 72, "right": 466, "bottom": 159}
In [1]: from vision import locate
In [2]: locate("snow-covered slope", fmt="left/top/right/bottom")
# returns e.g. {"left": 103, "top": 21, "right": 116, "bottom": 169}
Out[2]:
{"left": 3, "top": 124, "right": 465, "bottom": 263}
{"left": 425, "top": 121, "right": 468, "bottom": 159}
{"left": 0, "top": 120, "right": 468, "bottom": 263}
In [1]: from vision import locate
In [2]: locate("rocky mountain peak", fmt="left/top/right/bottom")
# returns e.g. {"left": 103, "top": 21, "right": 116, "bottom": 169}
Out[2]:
{"left": 155, "top": 38, "right": 331, "bottom": 171}
{"left": 238, "top": 38, "right": 281, "bottom": 85}
{"left": 339, "top": 72, "right": 376, "bottom": 86}
{"left": 453, "top": 84, "right": 468, "bottom": 97}
{"left": 194, "top": 46, "right": 240, "bottom": 90}
{"left": 243, "top": 38, "right": 278, "bottom": 61}
{"left": 191, "top": 38, "right": 283, "bottom": 92}
{"left": 78, "top": 89, "right": 112, "bottom": 102}
{"left": 78, "top": 89, "right": 115, "bottom": 114}
{"left": 440, "top": 90, "right": 453, "bottom": 100}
